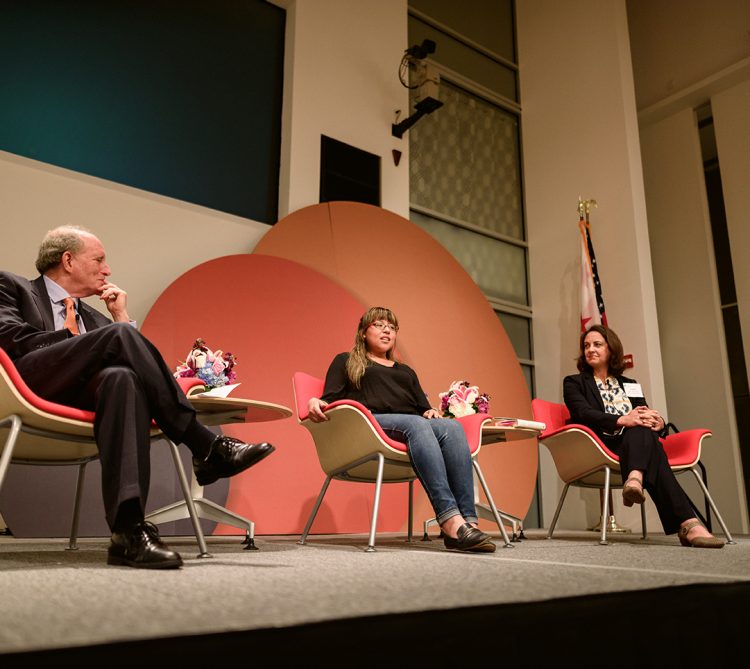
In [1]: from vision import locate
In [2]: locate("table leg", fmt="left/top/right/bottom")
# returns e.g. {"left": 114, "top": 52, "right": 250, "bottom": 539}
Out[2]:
{"left": 145, "top": 440, "right": 257, "bottom": 556}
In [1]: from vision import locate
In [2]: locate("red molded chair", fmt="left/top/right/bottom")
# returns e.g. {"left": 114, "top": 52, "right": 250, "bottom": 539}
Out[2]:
{"left": 0, "top": 346, "right": 212, "bottom": 556}
{"left": 292, "top": 372, "right": 512, "bottom": 551}
{"left": 531, "top": 398, "right": 733, "bottom": 545}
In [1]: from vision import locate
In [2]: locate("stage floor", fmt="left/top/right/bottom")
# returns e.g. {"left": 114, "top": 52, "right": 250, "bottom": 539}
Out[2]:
{"left": 1, "top": 528, "right": 748, "bottom": 663}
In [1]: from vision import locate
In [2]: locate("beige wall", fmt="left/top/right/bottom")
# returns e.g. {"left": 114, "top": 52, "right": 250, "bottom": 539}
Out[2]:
{"left": 0, "top": 151, "right": 269, "bottom": 325}
{"left": 1, "top": 0, "right": 410, "bottom": 325}
{"left": 517, "top": 0, "right": 666, "bottom": 531}
{"left": 276, "top": 0, "right": 409, "bottom": 220}
{"left": 639, "top": 110, "right": 746, "bottom": 531}
{"left": 712, "top": 80, "right": 750, "bottom": 394}
{"left": 631, "top": 2, "right": 750, "bottom": 532}
{"left": 2, "top": 0, "right": 746, "bottom": 534}
{"left": 627, "top": 0, "right": 750, "bottom": 110}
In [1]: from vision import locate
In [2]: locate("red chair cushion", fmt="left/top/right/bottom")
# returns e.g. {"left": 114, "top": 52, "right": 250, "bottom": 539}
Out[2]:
{"left": 532, "top": 398, "right": 570, "bottom": 434}
{"left": 661, "top": 429, "right": 709, "bottom": 467}
{"left": 292, "top": 371, "right": 325, "bottom": 421}
{"left": 0, "top": 346, "right": 95, "bottom": 424}
{"left": 0, "top": 347, "right": 203, "bottom": 428}
{"left": 455, "top": 412, "right": 489, "bottom": 455}
{"left": 532, "top": 398, "right": 620, "bottom": 460}
{"left": 175, "top": 376, "right": 206, "bottom": 394}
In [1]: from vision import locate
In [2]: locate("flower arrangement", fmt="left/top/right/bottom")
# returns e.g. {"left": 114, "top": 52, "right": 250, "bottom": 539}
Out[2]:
{"left": 174, "top": 338, "right": 238, "bottom": 389}
{"left": 438, "top": 380, "right": 490, "bottom": 418}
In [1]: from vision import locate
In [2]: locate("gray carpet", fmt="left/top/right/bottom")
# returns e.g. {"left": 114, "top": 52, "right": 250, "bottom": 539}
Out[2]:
{"left": 1, "top": 529, "right": 748, "bottom": 658}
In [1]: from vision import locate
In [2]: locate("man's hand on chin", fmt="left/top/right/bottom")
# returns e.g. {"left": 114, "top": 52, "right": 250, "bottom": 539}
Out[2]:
{"left": 99, "top": 282, "right": 130, "bottom": 322}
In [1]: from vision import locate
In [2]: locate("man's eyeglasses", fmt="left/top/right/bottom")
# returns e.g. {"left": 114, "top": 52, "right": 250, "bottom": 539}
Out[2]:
{"left": 370, "top": 321, "right": 398, "bottom": 332}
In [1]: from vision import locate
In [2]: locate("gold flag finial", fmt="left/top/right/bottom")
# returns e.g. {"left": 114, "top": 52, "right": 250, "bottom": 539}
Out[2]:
{"left": 578, "top": 198, "right": 598, "bottom": 221}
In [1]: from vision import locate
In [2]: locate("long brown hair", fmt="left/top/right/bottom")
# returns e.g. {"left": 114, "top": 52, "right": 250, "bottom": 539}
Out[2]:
{"left": 346, "top": 306, "right": 399, "bottom": 388}
{"left": 576, "top": 324, "right": 626, "bottom": 376}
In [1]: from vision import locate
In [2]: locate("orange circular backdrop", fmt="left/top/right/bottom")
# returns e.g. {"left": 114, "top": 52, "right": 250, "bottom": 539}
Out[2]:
{"left": 143, "top": 202, "right": 537, "bottom": 535}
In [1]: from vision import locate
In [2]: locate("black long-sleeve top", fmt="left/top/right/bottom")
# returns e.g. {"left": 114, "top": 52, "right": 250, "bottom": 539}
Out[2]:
{"left": 321, "top": 352, "right": 431, "bottom": 416}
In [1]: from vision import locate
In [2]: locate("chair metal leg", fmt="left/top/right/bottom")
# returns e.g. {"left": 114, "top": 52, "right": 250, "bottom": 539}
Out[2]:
{"left": 472, "top": 460, "right": 512, "bottom": 547}
{"left": 477, "top": 504, "right": 524, "bottom": 540}
{"left": 599, "top": 467, "right": 611, "bottom": 545}
{"left": 299, "top": 475, "right": 332, "bottom": 545}
{"left": 0, "top": 418, "right": 19, "bottom": 541}
{"left": 0, "top": 415, "right": 21, "bottom": 494}
{"left": 407, "top": 479, "right": 413, "bottom": 542}
{"left": 422, "top": 515, "right": 438, "bottom": 540}
{"left": 687, "top": 467, "right": 735, "bottom": 544}
{"left": 166, "top": 439, "right": 211, "bottom": 558}
{"left": 366, "top": 453, "right": 386, "bottom": 552}
{"left": 640, "top": 501, "right": 647, "bottom": 539}
{"left": 547, "top": 482, "right": 570, "bottom": 538}
{"left": 66, "top": 462, "right": 87, "bottom": 551}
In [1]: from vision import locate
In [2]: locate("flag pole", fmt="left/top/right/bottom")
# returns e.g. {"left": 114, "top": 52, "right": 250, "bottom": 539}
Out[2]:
{"left": 577, "top": 197, "right": 629, "bottom": 534}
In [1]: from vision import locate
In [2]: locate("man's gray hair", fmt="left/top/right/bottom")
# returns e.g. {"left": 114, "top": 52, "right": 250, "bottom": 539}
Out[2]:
{"left": 35, "top": 225, "right": 93, "bottom": 275}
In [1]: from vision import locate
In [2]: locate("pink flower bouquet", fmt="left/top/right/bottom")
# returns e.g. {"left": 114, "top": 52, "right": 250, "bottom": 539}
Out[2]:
{"left": 174, "top": 338, "right": 237, "bottom": 389}
{"left": 438, "top": 380, "right": 490, "bottom": 418}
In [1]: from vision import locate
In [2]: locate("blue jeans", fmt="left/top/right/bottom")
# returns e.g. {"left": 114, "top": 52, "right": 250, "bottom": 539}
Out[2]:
{"left": 373, "top": 414, "right": 477, "bottom": 525}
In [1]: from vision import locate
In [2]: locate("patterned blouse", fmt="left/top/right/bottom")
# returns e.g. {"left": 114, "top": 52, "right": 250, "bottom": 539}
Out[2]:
{"left": 595, "top": 376, "right": 632, "bottom": 435}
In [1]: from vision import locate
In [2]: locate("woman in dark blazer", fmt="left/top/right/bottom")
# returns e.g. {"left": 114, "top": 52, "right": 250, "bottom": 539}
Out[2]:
{"left": 563, "top": 324, "right": 723, "bottom": 549}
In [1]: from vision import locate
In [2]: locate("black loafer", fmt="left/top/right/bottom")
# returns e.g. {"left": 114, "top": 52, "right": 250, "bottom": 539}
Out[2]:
{"left": 107, "top": 521, "right": 183, "bottom": 569}
{"left": 443, "top": 522, "right": 496, "bottom": 553}
{"left": 193, "top": 436, "right": 275, "bottom": 486}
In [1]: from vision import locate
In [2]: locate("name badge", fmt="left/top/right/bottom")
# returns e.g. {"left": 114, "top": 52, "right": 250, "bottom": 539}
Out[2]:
{"left": 622, "top": 382, "right": 644, "bottom": 398}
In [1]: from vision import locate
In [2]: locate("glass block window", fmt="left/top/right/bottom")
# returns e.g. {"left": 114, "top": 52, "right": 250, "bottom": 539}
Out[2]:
{"left": 408, "top": 1, "right": 538, "bottom": 528}
{"left": 410, "top": 210, "right": 527, "bottom": 305}
{"left": 497, "top": 311, "right": 532, "bottom": 361}
{"left": 410, "top": 80, "right": 523, "bottom": 240}
{"left": 407, "top": 13, "right": 518, "bottom": 103}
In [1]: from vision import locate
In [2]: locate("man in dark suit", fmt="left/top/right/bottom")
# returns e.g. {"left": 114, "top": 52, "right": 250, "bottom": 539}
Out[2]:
{"left": 0, "top": 225, "right": 275, "bottom": 568}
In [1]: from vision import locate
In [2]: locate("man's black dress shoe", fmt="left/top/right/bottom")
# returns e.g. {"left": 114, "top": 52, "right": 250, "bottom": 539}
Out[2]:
{"left": 107, "top": 521, "right": 183, "bottom": 569}
{"left": 443, "top": 522, "right": 496, "bottom": 553}
{"left": 193, "top": 436, "right": 275, "bottom": 486}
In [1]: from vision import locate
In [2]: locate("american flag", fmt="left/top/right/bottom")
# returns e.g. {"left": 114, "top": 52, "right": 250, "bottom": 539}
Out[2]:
{"left": 579, "top": 216, "right": 607, "bottom": 332}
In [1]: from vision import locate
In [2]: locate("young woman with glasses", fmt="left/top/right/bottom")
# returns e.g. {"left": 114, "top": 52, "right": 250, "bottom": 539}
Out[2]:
{"left": 306, "top": 306, "right": 495, "bottom": 553}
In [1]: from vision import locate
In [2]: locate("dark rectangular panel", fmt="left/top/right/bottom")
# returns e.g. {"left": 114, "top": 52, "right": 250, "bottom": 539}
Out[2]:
{"left": 0, "top": 0, "right": 285, "bottom": 223}
{"left": 320, "top": 136, "right": 381, "bottom": 206}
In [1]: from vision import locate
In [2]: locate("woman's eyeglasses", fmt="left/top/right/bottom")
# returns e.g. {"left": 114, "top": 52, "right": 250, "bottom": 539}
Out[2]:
{"left": 370, "top": 321, "right": 398, "bottom": 332}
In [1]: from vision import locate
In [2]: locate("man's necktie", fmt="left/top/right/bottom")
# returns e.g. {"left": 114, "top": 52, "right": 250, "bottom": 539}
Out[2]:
{"left": 63, "top": 297, "right": 80, "bottom": 335}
